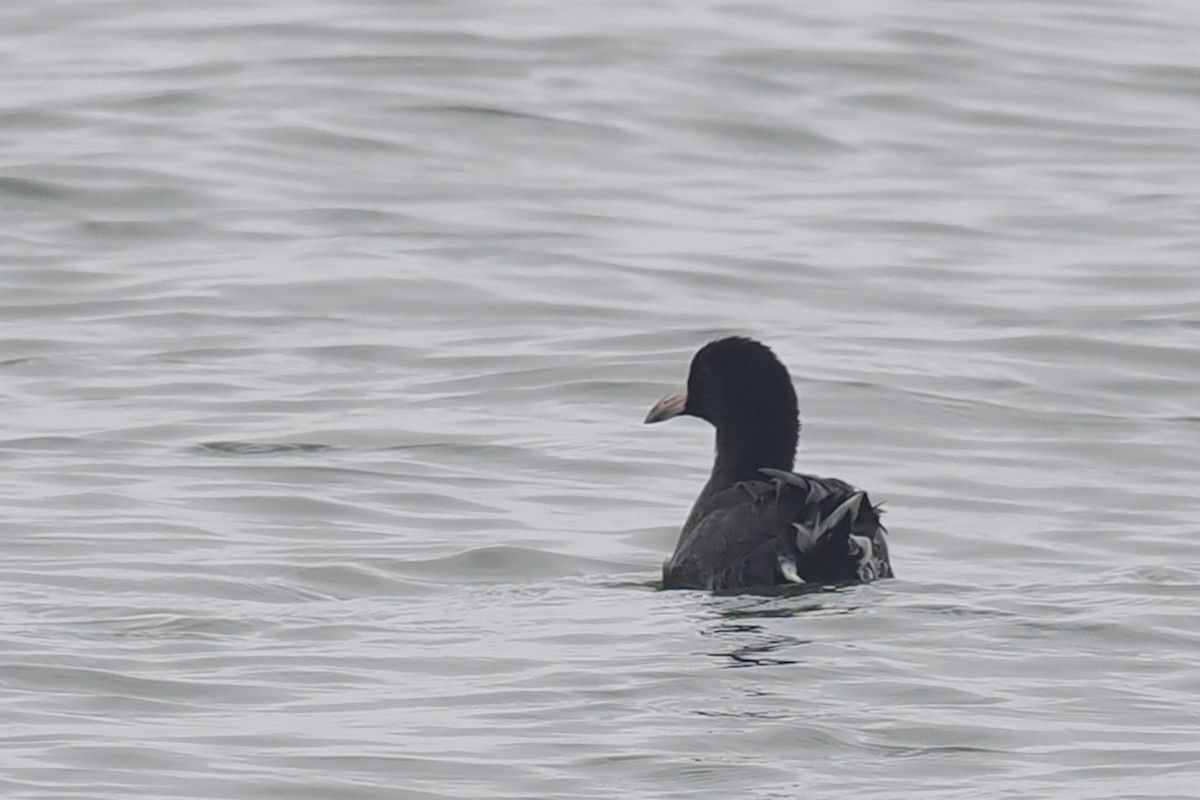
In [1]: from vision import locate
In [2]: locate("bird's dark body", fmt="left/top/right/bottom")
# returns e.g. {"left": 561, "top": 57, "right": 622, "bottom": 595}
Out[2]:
{"left": 663, "top": 471, "right": 890, "bottom": 592}
{"left": 646, "top": 336, "right": 893, "bottom": 593}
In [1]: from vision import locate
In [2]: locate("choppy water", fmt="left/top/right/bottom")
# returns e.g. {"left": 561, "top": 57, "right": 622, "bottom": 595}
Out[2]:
{"left": 2, "top": 0, "right": 1199, "bottom": 797}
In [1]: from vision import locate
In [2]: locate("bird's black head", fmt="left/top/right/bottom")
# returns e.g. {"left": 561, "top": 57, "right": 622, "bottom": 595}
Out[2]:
{"left": 645, "top": 336, "right": 801, "bottom": 481}
{"left": 683, "top": 337, "right": 797, "bottom": 428}
{"left": 646, "top": 337, "right": 798, "bottom": 427}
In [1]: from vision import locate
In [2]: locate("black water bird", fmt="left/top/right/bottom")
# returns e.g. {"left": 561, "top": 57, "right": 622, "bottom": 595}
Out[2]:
{"left": 645, "top": 336, "right": 892, "bottom": 592}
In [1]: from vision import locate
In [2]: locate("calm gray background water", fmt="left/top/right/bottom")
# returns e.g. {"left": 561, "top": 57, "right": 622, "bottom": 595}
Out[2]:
{"left": 2, "top": 0, "right": 1198, "bottom": 797}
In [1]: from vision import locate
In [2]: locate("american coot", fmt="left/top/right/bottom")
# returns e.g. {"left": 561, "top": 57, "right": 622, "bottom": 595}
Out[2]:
{"left": 645, "top": 336, "right": 893, "bottom": 592}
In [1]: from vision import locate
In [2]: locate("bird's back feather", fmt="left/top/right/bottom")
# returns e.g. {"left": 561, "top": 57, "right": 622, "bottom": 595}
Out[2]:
{"left": 662, "top": 469, "right": 891, "bottom": 592}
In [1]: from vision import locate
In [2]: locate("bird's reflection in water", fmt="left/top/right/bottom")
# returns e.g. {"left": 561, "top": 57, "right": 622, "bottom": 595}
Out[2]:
{"left": 708, "top": 621, "right": 807, "bottom": 667}
{"left": 702, "top": 588, "right": 863, "bottom": 668}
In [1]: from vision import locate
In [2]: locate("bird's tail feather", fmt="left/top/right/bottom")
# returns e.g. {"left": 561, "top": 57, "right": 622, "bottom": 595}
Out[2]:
{"left": 760, "top": 468, "right": 886, "bottom": 583}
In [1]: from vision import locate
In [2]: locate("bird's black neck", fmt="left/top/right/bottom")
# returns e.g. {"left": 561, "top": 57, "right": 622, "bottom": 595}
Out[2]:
{"left": 703, "top": 420, "right": 798, "bottom": 496}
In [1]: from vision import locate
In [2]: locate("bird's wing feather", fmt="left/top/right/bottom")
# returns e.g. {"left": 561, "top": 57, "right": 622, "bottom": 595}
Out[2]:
{"left": 662, "top": 470, "right": 891, "bottom": 591}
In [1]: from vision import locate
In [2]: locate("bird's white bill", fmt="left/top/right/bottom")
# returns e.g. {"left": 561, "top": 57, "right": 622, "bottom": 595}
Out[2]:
{"left": 644, "top": 388, "right": 687, "bottom": 424}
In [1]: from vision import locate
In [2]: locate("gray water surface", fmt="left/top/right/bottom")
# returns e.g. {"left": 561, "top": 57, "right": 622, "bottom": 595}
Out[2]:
{"left": 2, "top": 1, "right": 1199, "bottom": 798}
